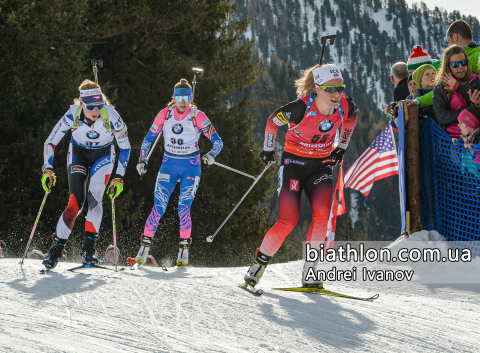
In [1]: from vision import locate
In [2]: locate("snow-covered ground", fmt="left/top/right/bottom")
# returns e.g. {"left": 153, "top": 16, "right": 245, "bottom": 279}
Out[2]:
{"left": 1, "top": 233, "right": 480, "bottom": 352}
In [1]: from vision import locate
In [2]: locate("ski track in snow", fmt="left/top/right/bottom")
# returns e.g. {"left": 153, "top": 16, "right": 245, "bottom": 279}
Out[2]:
{"left": 1, "top": 257, "right": 480, "bottom": 352}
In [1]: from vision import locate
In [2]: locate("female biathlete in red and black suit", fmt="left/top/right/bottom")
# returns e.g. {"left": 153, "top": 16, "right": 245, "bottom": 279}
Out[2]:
{"left": 244, "top": 64, "right": 357, "bottom": 288}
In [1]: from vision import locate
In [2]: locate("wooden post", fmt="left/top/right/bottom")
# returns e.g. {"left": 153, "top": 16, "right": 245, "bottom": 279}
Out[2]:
{"left": 403, "top": 101, "right": 422, "bottom": 233}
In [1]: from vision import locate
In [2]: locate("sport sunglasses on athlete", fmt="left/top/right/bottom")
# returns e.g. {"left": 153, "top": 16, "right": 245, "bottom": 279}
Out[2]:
{"left": 174, "top": 95, "right": 192, "bottom": 103}
{"left": 450, "top": 59, "right": 469, "bottom": 68}
{"left": 319, "top": 85, "right": 346, "bottom": 93}
{"left": 82, "top": 103, "right": 105, "bottom": 111}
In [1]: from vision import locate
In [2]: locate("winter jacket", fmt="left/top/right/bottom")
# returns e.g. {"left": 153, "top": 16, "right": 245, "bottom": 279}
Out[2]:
{"left": 433, "top": 73, "right": 480, "bottom": 137}
{"left": 465, "top": 42, "right": 480, "bottom": 75}
{"left": 393, "top": 77, "right": 410, "bottom": 101}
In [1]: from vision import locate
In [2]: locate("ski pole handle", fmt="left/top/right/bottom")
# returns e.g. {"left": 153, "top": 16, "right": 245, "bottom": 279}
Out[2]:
{"left": 20, "top": 179, "right": 53, "bottom": 265}
{"left": 206, "top": 162, "right": 275, "bottom": 243}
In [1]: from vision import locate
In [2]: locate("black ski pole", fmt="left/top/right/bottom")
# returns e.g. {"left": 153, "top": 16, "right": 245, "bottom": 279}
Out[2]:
{"left": 319, "top": 35, "right": 337, "bottom": 65}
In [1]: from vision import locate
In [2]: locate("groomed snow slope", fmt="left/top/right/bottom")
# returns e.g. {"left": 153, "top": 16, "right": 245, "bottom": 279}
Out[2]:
{"left": 1, "top": 235, "right": 479, "bottom": 352}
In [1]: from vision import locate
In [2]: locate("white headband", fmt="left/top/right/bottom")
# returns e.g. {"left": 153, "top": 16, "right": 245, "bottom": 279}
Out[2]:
{"left": 313, "top": 65, "right": 343, "bottom": 87}
{"left": 80, "top": 88, "right": 102, "bottom": 98}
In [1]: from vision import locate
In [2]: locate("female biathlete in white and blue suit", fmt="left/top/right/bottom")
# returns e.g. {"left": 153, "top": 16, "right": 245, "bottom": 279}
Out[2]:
{"left": 41, "top": 80, "right": 131, "bottom": 270}
{"left": 132, "top": 78, "right": 223, "bottom": 267}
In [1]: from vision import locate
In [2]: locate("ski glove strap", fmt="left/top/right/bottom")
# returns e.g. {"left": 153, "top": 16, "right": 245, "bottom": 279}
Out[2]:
{"left": 259, "top": 150, "right": 275, "bottom": 166}
{"left": 202, "top": 151, "right": 215, "bottom": 165}
{"left": 108, "top": 175, "right": 124, "bottom": 199}
{"left": 41, "top": 168, "right": 56, "bottom": 193}
{"left": 136, "top": 160, "right": 147, "bottom": 176}
{"left": 330, "top": 147, "right": 346, "bottom": 166}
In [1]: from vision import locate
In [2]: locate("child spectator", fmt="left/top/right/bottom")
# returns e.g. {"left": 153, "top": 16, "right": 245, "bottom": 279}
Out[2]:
{"left": 407, "top": 74, "right": 419, "bottom": 99}
{"left": 453, "top": 105, "right": 480, "bottom": 148}
{"left": 433, "top": 45, "right": 480, "bottom": 138}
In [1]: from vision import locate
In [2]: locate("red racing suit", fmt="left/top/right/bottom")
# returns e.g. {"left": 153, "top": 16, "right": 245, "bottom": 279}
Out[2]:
{"left": 259, "top": 93, "right": 357, "bottom": 256}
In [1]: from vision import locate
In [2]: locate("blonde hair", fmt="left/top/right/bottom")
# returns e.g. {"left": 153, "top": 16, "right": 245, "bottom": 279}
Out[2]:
{"left": 437, "top": 45, "right": 472, "bottom": 100}
{"left": 167, "top": 78, "right": 196, "bottom": 108}
{"left": 73, "top": 79, "right": 111, "bottom": 105}
{"left": 295, "top": 64, "right": 322, "bottom": 97}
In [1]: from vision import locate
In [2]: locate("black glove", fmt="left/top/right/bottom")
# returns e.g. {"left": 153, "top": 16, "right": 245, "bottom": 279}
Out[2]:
{"left": 330, "top": 147, "right": 346, "bottom": 166}
{"left": 259, "top": 150, "right": 275, "bottom": 166}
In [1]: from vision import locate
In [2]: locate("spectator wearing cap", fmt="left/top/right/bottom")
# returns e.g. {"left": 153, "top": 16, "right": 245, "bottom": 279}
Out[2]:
{"left": 454, "top": 105, "right": 480, "bottom": 148}
{"left": 405, "top": 46, "right": 441, "bottom": 111}
{"left": 447, "top": 20, "right": 480, "bottom": 75}
{"left": 407, "top": 45, "right": 435, "bottom": 73}
{"left": 0, "top": 240, "right": 6, "bottom": 259}
{"left": 411, "top": 64, "right": 438, "bottom": 122}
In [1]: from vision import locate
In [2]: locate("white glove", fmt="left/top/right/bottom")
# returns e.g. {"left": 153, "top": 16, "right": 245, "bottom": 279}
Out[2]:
{"left": 202, "top": 151, "right": 215, "bottom": 165}
{"left": 137, "top": 161, "right": 147, "bottom": 176}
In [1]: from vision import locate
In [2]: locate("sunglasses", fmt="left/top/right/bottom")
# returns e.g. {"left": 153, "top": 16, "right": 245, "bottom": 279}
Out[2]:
{"left": 174, "top": 95, "right": 192, "bottom": 103}
{"left": 319, "top": 85, "right": 346, "bottom": 93}
{"left": 450, "top": 59, "right": 468, "bottom": 68}
{"left": 83, "top": 103, "right": 105, "bottom": 111}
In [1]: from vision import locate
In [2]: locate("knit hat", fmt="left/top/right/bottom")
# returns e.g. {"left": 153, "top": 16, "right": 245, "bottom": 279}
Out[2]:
{"left": 407, "top": 45, "right": 433, "bottom": 71}
{"left": 458, "top": 106, "right": 480, "bottom": 130}
{"left": 412, "top": 64, "right": 436, "bottom": 89}
{"left": 407, "top": 73, "right": 414, "bottom": 83}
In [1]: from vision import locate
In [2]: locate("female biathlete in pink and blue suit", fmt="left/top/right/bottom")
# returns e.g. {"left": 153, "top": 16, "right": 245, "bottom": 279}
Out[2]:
{"left": 132, "top": 78, "right": 223, "bottom": 267}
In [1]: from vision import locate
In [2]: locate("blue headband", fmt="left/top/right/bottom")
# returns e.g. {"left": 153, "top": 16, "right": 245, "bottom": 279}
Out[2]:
{"left": 174, "top": 88, "right": 192, "bottom": 96}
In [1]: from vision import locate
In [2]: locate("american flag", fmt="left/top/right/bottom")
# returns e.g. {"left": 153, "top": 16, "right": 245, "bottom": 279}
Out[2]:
{"left": 344, "top": 124, "right": 399, "bottom": 196}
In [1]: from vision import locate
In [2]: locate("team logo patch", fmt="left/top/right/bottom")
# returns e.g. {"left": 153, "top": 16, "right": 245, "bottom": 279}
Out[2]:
{"left": 322, "top": 159, "right": 332, "bottom": 164}
{"left": 172, "top": 123, "right": 183, "bottom": 134}
{"left": 276, "top": 112, "right": 289, "bottom": 124}
{"left": 86, "top": 130, "right": 100, "bottom": 139}
{"left": 314, "top": 174, "right": 333, "bottom": 185}
{"left": 267, "top": 133, "right": 274, "bottom": 148}
{"left": 306, "top": 111, "right": 317, "bottom": 117}
{"left": 272, "top": 117, "right": 283, "bottom": 126}
{"left": 284, "top": 159, "right": 306, "bottom": 166}
{"left": 71, "top": 165, "right": 87, "bottom": 175}
{"left": 290, "top": 179, "right": 299, "bottom": 191}
{"left": 319, "top": 120, "right": 334, "bottom": 133}
{"left": 158, "top": 173, "right": 170, "bottom": 182}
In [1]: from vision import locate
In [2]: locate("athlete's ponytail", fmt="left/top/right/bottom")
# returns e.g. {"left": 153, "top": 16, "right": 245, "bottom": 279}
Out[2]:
{"left": 294, "top": 64, "right": 323, "bottom": 97}
{"left": 167, "top": 78, "right": 196, "bottom": 108}
{"left": 73, "top": 79, "right": 111, "bottom": 105}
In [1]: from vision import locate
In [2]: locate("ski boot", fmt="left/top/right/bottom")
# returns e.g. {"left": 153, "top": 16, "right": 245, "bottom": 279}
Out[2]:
{"left": 42, "top": 236, "right": 67, "bottom": 270}
{"left": 302, "top": 261, "right": 323, "bottom": 289}
{"left": 82, "top": 232, "right": 99, "bottom": 266}
{"left": 244, "top": 249, "right": 271, "bottom": 287}
{"left": 177, "top": 238, "right": 192, "bottom": 268}
{"left": 134, "top": 237, "right": 152, "bottom": 266}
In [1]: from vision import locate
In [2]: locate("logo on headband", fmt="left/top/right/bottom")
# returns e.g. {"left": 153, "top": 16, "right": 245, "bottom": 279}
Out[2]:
{"left": 180, "top": 89, "right": 187, "bottom": 94}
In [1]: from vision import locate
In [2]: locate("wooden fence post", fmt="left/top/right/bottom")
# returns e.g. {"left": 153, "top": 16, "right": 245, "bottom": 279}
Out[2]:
{"left": 403, "top": 101, "right": 422, "bottom": 234}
